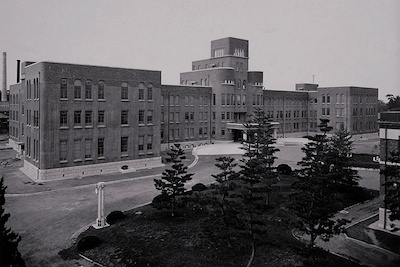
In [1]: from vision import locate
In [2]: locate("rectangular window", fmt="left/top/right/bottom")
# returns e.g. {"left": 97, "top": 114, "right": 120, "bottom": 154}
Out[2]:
{"left": 221, "top": 94, "right": 226, "bottom": 105}
{"left": 147, "top": 87, "right": 152, "bottom": 100}
{"left": 121, "top": 110, "right": 128, "bottom": 125}
{"left": 190, "top": 128, "right": 194, "bottom": 138}
{"left": 190, "top": 112, "right": 194, "bottom": 121}
{"left": 60, "top": 111, "right": 68, "bottom": 127}
{"left": 212, "top": 112, "right": 216, "bottom": 121}
{"left": 139, "top": 88, "right": 144, "bottom": 100}
{"left": 341, "top": 108, "right": 344, "bottom": 117}
{"left": 185, "top": 128, "right": 189, "bottom": 139}
{"left": 336, "top": 108, "right": 340, "bottom": 117}
{"left": 327, "top": 95, "right": 330, "bottom": 103}
{"left": 237, "top": 95, "right": 241, "bottom": 105}
{"left": 139, "top": 110, "right": 145, "bottom": 124}
{"left": 85, "top": 80, "right": 92, "bottom": 100}
{"left": 175, "top": 112, "right": 179, "bottom": 123}
{"left": 85, "top": 139, "right": 92, "bottom": 159}
{"left": 175, "top": 129, "right": 180, "bottom": 139}
{"left": 222, "top": 112, "right": 225, "bottom": 121}
{"left": 185, "top": 112, "right": 189, "bottom": 122}
{"left": 147, "top": 135, "right": 153, "bottom": 150}
{"left": 326, "top": 108, "right": 330, "bottom": 116}
{"left": 74, "top": 140, "right": 81, "bottom": 160}
{"left": 204, "top": 112, "right": 208, "bottom": 121}
{"left": 199, "top": 127, "right": 203, "bottom": 136}
{"left": 98, "top": 81, "right": 105, "bottom": 100}
{"left": 204, "top": 127, "right": 208, "bottom": 135}
{"left": 226, "top": 94, "right": 231, "bottom": 105}
{"left": 147, "top": 110, "right": 153, "bottom": 124}
{"left": 121, "top": 82, "right": 128, "bottom": 100}
{"left": 322, "top": 95, "right": 326, "bottom": 103}
{"left": 98, "top": 110, "right": 105, "bottom": 125}
{"left": 59, "top": 140, "right": 68, "bottom": 161}
{"left": 98, "top": 138, "right": 104, "bottom": 157}
{"left": 121, "top": 137, "right": 128, "bottom": 153}
{"left": 85, "top": 111, "right": 92, "bottom": 125}
{"left": 74, "top": 83, "right": 81, "bottom": 99}
{"left": 322, "top": 108, "right": 326, "bottom": 116}
{"left": 213, "top": 94, "right": 216, "bottom": 105}
{"left": 74, "top": 111, "right": 81, "bottom": 125}
{"left": 138, "top": 136, "right": 144, "bottom": 151}
{"left": 60, "top": 79, "right": 68, "bottom": 99}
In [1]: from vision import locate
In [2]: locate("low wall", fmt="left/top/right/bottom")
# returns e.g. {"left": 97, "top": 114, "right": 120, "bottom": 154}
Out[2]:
{"left": 20, "top": 157, "right": 164, "bottom": 181}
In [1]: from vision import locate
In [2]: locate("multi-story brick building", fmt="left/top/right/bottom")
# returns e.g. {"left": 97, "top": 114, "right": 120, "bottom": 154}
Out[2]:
{"left": 378, "top": 111, "right": 400, "bottom": 230}
{"left": 9, "top": 37, "right": 379, "bottom": 181}
{"left": 9, "top": 62, "right": 163, "bottom": 180}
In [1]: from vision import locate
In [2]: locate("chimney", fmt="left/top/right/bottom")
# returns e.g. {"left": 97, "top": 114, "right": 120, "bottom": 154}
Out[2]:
{"left": 2, "top": 52, "right": 6, "bottom": 102}
{"left": 17, "top": 60, "right": 20, "bottom": 83}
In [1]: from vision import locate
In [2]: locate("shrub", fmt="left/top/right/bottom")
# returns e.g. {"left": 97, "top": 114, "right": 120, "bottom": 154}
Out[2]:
{"left": 106, "top": 210, "right": 126, "bottom": 225}
{"left": 77, "top": 236, "right": 101, "bottom": 252}
{"left": 192, "top": 183, "right": 207, "bottom": 192}
{"left": 277, "top": 164, "right": 292, "bottom": 175}
{"left": 151, "top": 194, "right": 170, "bottom": 210}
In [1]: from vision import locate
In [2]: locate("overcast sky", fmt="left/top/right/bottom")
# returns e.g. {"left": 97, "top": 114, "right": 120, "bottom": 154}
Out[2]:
{"left": 1, "top": 0, "right": 399, "bottom": 99}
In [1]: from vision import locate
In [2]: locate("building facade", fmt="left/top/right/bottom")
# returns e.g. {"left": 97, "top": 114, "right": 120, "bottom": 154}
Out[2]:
{"left": 9, "top": 62, "right": 163, "bottom": 180}
{"left": 9, "top": 37, "right": 379, "bottom": 181}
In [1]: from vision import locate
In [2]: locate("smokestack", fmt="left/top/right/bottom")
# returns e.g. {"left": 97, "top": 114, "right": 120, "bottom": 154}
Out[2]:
{"left": 2, "top": 52, "right": 6, "bottom": 102}
{"left": 17, "top": 60, "right": 20, "bottom": 83}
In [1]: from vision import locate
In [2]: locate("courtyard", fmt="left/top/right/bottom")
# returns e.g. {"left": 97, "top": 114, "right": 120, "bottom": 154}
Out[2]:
{"left": 1, "top": 136, "right": 397, "bottom": 266}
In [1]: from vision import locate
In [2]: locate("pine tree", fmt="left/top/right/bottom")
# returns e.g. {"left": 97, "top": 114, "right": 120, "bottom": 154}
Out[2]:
{"left": 154, "top": 144, "right": 193, "bottom": 217}
{"left": 327, "top": 129, "right": 359, "bottom": 189}
{"left": 239, "top": 108, "right": 279, "bottom": 267}
{"left": 290, "top": 121, "right": 347, "bottom": 247}
{"left": 210, "top": 156, "right": 239, "bottom": 246}
{"left": 0, "top": 176, "right": 26, "bottom": 267}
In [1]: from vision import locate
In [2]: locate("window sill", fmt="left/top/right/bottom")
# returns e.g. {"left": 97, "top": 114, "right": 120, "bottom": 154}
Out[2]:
{"left": 85, "top": 99, "right": 93, "bottom": 102}
{"left": 121, "top": 124, "right": 130, "bottom": 127}
{"left": 74, "top": 159, "right": 82, "bottom": 163}
{"left": 59, "top": 160, "right": 68, "bottom": 164}
{"left": 98, "top": 156, "right": 105, "bottom": 160}
{"left": 85, "top": 158, "right": 93, "bottom": 161}
{"left": 59, "top": 126, "right": 69, "bottom": 130}
{"left": 147, "top": 123, "right": 153, "bottom": 126}
{"left": 147, "top": 152, "right": 154, "bottom": 155}
{"left": 121, "top": 154, "right": 129, "bottom": 158}
{"left": 60, "top": 98, "right": 68, "bottom": 101}
{"left": 74, "top": 126, "right": 83, "bottom": 129}
{"left": 138, "top": 124, "right": 145, "bottom": 127}
{"left": 121, "top": 99, "right": 130, "bottom": 102}
{"left": 138, "top": 152, "right": 145, "bottom": 156}
{"left": 74, "top": 99, "right": 82, "bottom": 101}
{"left": 98, "top": 125, "right": 106, "bottom": 128}
{"left": 98, "top": 99, "right": 106, "bottom": 102}
{"left": 85, "top": 125, "right": 93, "bottom": 128}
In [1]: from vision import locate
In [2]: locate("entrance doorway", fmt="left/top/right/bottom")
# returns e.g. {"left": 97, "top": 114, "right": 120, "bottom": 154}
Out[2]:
{"left": 232, "top": 129, "right": 243, "bottom": 142}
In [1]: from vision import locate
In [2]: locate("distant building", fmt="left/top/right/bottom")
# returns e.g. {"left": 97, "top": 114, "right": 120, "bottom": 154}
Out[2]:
{"left": 378, "top": 111, "right": 400, "bottom": 230}
{"left": 9, "top": 37, "right": 379, "bottom": 181}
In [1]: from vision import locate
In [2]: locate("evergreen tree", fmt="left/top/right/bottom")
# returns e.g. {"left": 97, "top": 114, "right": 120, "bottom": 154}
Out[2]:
{"left": 210, "top": 156, "right": 239, "bottom": 246}
{"left": 0, "top": 176, "right": 25, "bottom": 267}
{"left": 154, "top": 144, "right": 193, "bottom": 217}
{"left": 239, "top": 108, "right": 279, "bottom": 267}
{"left": 327, "top": 129, "right": 359, "bottom": 189}
{"left": 290, "top": 120, "right": 347, "bottom": 246}
{"left": 383, "top": 151, "right": 400, "bottom": 222}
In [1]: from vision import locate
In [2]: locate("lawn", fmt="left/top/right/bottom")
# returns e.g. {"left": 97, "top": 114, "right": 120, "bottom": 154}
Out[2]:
{"left": 60, "top": 173, "right": 376, "bottom": 266}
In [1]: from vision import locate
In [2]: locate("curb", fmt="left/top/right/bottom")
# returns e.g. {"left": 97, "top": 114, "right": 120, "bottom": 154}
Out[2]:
{"left": 5, "top": 174, "right": 163, "bottom": 198}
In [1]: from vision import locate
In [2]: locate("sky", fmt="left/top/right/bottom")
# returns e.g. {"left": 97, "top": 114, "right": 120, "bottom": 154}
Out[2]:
{"left": 0, "top": 0, "right": 399, "bottom": 100}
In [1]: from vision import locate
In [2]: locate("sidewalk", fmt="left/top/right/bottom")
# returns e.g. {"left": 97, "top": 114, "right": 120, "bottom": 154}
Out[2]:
{"left": 315, "top": 198, "right": 400, "bottom": 267}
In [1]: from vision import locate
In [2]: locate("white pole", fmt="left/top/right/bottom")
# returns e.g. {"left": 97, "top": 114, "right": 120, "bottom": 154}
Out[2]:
{"left": 93, "top": 182, "right": 109, "bottom": 229}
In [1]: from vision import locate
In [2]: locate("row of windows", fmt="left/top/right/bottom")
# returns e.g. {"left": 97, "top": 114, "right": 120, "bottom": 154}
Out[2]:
{"left": 59, "top": 109, "right": 153, "bottom": 127}
{"left": 60, "top": 79, "right": 153, "bottom": 101}
{"left": 26, "top": 110, "right": 39, "bottom": 127}
{"left": 60, "top": 136, "right": 153, "bottom": 162}
{"left": 162, "top": 127, "right": 209, "bottom": 141}
{"left": 221, "top": 94, "right": 247, "bottom": 106}
{"left": 265, "top": 98, "right": 308, "bottom": 106}
{"left": 26, "top": 137, "right": 39, "bottom": 161}
{"left": 352, "top": 108, "right": 377, "bottom": 117}
{"left": 26, "top": 78, "right": 40, "bottom": 100}
{"left": 163, "top": 95, "right": 210, "bottom": 106}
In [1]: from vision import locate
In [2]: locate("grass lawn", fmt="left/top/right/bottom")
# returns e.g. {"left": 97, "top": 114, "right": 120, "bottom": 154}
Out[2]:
{"left": 60, "top": 172, "right": 376, "bottom": 266}
{"left": 346, "top": 215, "right": 400, "bottom": 255}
